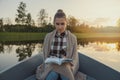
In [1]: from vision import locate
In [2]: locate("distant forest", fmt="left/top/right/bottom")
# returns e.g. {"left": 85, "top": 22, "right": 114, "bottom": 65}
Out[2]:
{"left": 0, "top": 1, "right": 120, "bottom": 33}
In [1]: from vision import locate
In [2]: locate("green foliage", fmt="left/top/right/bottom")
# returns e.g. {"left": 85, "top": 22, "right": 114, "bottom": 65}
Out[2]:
{"left": 0, "top": 24, "right": 55, "bottom": 32}
{"left": 0, "top": 18, "right": 3, "bottom": 27}
{"left": 67, "top": 16, "right": 79, "bottom": 32}
{"left": 26, "top": 13, "right": 32, "bottom": 25}
{"left": 0, "top": 18, "right": 5, "bottom": 31}
{"left": 15, "top": 2, "right": 27, "bottom": 25}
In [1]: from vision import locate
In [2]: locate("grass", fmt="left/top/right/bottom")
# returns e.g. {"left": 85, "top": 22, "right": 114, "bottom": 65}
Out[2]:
{"left": 0, "top": 32, "right": 120, "bottom": 42}
{"left": 0, "top": 32, "right": 47, "bottom": 42}
{"left": 75, "top": 33, "right": 120, "bottom": 38}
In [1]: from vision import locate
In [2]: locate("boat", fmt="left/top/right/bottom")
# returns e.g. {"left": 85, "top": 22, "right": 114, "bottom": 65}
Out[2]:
{"left": 0, "top": 52, "right": 120, "bottom": 80}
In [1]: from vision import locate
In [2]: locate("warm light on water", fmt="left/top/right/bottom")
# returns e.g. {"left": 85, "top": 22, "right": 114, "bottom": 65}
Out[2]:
{"left": 78, "top": 42, "right": 120, "bottom": 72}
{"left": 101, "top": 42, "right": 117, "bottom": 50}
{"left": 95, "top": 42, "right": 118, "bottom": 51}
{"left": 106, "top": 43, "right": 117, "bottom": 49}
{"left": 0, "top": 42, "right": 120, "bottom": 72}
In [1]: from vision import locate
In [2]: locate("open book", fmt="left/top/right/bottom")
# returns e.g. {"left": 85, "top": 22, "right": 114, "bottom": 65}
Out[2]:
{"left": 45, "top": 57, "right": 72, "bottom": 65}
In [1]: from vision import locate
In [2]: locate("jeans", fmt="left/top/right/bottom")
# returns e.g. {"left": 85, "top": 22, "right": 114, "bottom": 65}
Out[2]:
{"left": 46, "top": 71, "right": 69, "bottom": 80}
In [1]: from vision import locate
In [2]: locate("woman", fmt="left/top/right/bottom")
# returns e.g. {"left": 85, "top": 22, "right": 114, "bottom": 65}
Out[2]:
{"left": 36, "top": 9, "right": 79, "bottom": 80}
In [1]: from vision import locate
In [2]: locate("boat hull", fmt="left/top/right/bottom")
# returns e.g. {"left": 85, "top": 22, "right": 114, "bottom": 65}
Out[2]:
{"left": 0, "top": 52, "right": 120, "bottom": 80}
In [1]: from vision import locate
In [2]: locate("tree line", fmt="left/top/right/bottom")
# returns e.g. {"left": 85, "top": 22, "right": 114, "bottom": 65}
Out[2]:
{"left": 0, "top": 1, "right": 120, "bottom": 33}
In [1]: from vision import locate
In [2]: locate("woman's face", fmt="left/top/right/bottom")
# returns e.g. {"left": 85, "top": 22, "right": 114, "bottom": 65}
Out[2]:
{"left": 54, "top": 17, "right": 67, "bottom": 33}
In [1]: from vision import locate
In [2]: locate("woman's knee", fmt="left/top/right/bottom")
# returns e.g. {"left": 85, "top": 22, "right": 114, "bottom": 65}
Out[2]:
{"left": 60, "top": 74, "right": 69, "bottom": 80}
{"left": 46, "top": 71, "right": 58, "bottom": 80}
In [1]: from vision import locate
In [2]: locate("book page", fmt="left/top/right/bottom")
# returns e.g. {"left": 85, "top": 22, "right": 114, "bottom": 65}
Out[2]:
{"left": 45, "top": 57, "right": 72, "bottom": 65}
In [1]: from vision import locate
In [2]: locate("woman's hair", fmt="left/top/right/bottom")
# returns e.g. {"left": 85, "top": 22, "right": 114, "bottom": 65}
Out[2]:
{"left": 54, "top": 9, "right": 66, "bottom": 22}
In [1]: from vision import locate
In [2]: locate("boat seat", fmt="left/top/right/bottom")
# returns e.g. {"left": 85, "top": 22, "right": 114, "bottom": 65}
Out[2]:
{"left": 24, "top": 75, "right": 37, "bottom": 80}
{"left": 86, "top": 76, "right": 96, "bottom": 80}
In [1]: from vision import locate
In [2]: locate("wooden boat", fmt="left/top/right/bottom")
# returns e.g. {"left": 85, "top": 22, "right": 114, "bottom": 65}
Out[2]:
{"left": 0, "top": 52, "right": 120, "bottom": 80}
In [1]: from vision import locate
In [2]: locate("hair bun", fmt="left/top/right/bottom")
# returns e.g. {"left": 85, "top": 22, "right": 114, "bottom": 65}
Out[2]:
{"left": 54, "top": 9, "right": 66, "bottom": 22}
{"left": 57, "top": 9, "right": 63, "bottom": 13}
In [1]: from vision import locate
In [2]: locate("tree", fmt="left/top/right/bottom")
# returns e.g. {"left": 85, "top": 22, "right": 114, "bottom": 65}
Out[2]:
{"left": 67, "top": 16, "right": 79, "bottom": 32}
{"left": 0, "top": 18, "right": 3, "bottom": 27}
{"left": 0, "top": 18, "right": 4, "bottom": 31}
{"left": 37, "top": 9, "right": 48, "bottom": 27}
{"left": 26, "top": 13, "right": 32, "bottom": 25}
{"left": 67, "top": 16, "right": 79, "bottom": 27}
{"left": 15, "top": 2, "right": 27, "bottom": 25}
{"left": 31, "top": 19, "right": 35, "bottom": 26}
{"left": 48, "top": 17, "right": 52, "bottom": 24}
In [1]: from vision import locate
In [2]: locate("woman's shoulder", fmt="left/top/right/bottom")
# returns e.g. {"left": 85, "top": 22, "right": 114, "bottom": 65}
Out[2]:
{"left": 67, "top": 30, "right": 77, "bottom": 39}
{"left": 45, "top": 30, "right": 55, "bottom": 38}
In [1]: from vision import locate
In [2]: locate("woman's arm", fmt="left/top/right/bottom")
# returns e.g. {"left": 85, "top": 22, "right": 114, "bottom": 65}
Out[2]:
{"left": 71, "top": 36, "right": 79, "bottom": 75}
{"left": 43, "top": 34, "right": 49, "bottom": 60}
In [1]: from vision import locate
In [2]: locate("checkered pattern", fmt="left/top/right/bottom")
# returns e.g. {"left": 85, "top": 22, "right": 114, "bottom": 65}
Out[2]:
{"left": 49, "top": 31, "right": 67, "bottom": 58}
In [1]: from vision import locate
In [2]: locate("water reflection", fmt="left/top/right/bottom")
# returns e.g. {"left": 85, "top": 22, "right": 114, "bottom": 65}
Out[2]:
{"left": 0, "top": 40, "right": 43, "bottom": 61}
{"left": 117, "top": 42, "right": 120, "bottom": 51}
{"left": 78, "top": 42, "right": 120, "bottom": 72}
{"left": 16, "top": 43, "right": 35, "bottom": 61}
{"left": 0, "top": 38, "right": 120, "bottom": 62}
{"left": 78, "top": 42, "right": 119, "bottom": 52}
{"left": 78, "top": 38, "right": 120, "bottom": 51}
{"left": 0, "top": 38, "right": 120, "bottom": 72}
{"left": 96, "top": 42, "right": 117, "bottom": 51}
{"left": 0, "top": 43, "right": 4, "bottom": 53}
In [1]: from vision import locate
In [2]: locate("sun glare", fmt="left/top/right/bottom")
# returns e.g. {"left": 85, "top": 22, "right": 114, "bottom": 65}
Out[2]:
{"left": 107, "top": 43, "right": 117, "bottom": 49}
{"left": 101, "top": 43, "right": 118, "bottom": 50}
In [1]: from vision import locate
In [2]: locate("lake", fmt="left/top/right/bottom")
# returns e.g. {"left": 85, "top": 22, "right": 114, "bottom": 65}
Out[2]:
{"left": 0, "top": 38, "right": 120, "bottom": 73}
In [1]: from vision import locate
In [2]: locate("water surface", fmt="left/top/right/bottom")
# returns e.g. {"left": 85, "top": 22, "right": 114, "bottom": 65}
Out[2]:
{"left": 0, "top": 39, "right": 120, "bottom": 72}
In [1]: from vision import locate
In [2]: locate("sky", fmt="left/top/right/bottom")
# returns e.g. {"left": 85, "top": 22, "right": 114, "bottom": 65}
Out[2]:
{"left": 0, "top": 0, "right": 120, "bottom": 26}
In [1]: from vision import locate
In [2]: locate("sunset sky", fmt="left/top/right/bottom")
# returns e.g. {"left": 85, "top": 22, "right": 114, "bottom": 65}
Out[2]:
{"left": 0, "top": 0, "right": 120, "bottom": 26}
